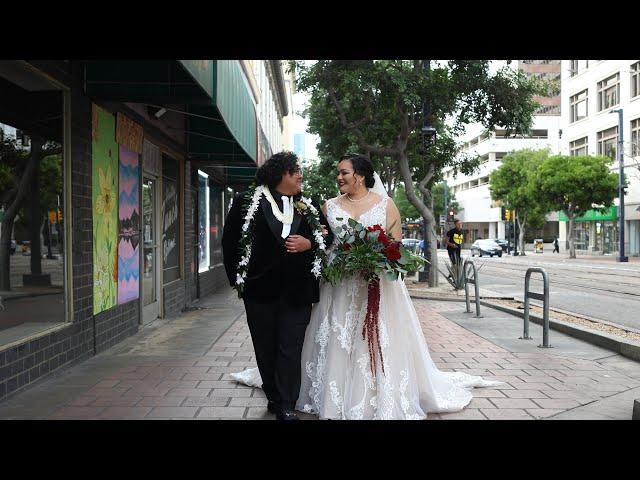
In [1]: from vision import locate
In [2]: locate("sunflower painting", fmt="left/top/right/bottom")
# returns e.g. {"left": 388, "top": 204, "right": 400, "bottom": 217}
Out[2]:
{"left": 92, "top": 105, "right": 119, "bottom": 314}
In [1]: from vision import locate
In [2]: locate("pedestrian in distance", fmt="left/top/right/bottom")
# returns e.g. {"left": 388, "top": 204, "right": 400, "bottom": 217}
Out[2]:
{"left": 553, "top": 237, "right": 560, "bottom": 254}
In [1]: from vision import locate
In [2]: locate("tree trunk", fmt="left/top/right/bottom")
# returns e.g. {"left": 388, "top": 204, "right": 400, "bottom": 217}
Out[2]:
{"left": 396, "top": 152, "right": 438, "bottom": 287}
{"left": 0, "top": 216, "right": 15, "bottom": 291}
{"left": 567, "top": 214, "right": 576, "bottom": 259}
{"left": 0, "top": 136, "right": 44, "bottom": 290}
{"left": 29, "top": 138, "right": 43, "bottom": 275}
{"left": 429, "top": 193, "right": 438, "bottom": 286}
{"left": 518, "top": 217, "right": 526, "bottom": 256}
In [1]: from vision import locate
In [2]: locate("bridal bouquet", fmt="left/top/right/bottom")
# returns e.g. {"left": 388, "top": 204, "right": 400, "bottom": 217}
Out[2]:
{"left": 322, "top": 218, "right": 426, "bottom": 375}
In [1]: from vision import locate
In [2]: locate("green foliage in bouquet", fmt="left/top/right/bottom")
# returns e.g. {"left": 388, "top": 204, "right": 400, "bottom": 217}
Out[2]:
{"left": 322, "top": 217, "right": 427, "bottom": 285}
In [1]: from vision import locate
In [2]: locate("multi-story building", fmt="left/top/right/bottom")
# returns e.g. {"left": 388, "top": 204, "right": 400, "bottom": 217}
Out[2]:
{"left": 559, "top": 60, "right": 640, "bottom": 256}
{"left": 0, "top": 59, "right": 289, "bottom": 402}
{"left": 443, "top": 60, "right": 562, "bottom": 246}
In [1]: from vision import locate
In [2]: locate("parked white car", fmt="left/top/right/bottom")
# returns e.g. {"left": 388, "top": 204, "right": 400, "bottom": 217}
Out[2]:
{"left": 470, "top": 239, "right": 503, "bottom": 258}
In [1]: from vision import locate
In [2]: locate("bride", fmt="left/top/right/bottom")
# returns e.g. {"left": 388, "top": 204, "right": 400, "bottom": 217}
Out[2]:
{"left": 232, "top": 154, "right": 501, "bottom": 419}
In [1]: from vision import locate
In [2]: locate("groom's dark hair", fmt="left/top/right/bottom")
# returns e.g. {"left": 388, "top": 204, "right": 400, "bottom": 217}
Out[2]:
{"left": 340, "top": 153, "right": 375, "bottom": 188}
{"left": 256, "top": 151, "right": 300, "bottom": 188}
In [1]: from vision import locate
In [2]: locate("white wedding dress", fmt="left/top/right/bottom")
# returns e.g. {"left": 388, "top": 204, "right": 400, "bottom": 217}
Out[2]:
{"left": 231, "top": 194, "right": 501, "bottom": 419}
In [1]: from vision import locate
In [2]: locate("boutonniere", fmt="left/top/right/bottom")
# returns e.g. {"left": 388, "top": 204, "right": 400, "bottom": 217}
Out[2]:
{"left": 294, "top": 200, "right": 308, "bottom": 214}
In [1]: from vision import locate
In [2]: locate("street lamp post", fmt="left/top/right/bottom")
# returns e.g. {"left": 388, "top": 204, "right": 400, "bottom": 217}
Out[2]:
{"left": 418, "top": 59, "right": 437, "bottom": 283}
{"left": 612, "top": 108, "right": 628, "bottom": 262}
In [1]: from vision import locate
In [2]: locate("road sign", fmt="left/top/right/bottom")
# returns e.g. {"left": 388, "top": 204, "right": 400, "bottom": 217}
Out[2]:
{"left": 439, "top": 214, "right": 446, "bottom": 225}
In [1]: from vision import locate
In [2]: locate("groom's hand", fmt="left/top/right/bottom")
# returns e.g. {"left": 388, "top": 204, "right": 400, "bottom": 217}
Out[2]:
{"left": 285, "top": 235, "right": 312, "bottom": 253}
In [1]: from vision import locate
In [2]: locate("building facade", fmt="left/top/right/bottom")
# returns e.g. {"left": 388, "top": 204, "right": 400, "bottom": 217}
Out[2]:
{"left": 443, "top": 60, "right": 562, "bottom": 247}
{"left": 0, "top": 60, "right": 289, "bottom": 402}
{"left": 559, "top": 60, "right": 640, "bottom": 256}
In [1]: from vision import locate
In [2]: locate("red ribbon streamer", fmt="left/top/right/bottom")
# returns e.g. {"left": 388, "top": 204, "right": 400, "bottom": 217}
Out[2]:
{"left": 362, "top": 277, "right": 385, "bottom": 377}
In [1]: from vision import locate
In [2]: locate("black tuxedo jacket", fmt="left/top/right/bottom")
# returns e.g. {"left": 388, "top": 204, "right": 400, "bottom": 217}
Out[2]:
{"left": 222, "top": 190, "right": 334, "bottom": 306}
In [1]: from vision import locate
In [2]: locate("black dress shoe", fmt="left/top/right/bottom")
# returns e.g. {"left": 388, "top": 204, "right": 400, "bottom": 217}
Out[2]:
{"left": 276, "top": 409, "right": 299, "bottom": 421}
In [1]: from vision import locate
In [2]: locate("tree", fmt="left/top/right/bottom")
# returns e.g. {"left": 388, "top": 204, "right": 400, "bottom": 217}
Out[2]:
{"left": 292, "top": 60, "right": 545, "bottom": 286}
{"left": 490, "top": 148, "right": 550, "bottom": 255}
{"left": 431, "top": 182, "right": 460, "bottom": 222}
{"left": 301, "top": 156, "right": 339, "bottom": 205}
{"left": 394, "top": 184, "right": 420, "bottom": 222}
{"left": 0, "top": 134, "right": 62, "bottom": 290}
{"left": 535, "top": 155, "right": 619, "bottom": 259}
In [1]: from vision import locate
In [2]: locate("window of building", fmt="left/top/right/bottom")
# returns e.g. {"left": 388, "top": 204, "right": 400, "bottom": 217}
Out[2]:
{"left": 570, "top": 60, "right": 589, "bottom": 77}
{"left": 597, "top": 126, "right": 618, "bottom": 159}
{"left": 162, "top": 154, "right": 181, "bottom": 284}
{"left": 570, "top": 90, "right": 588, "bottom": 122}
{"left": 597, "top": 73, "right": 620, "bottom": 112}
{"left": 197, "top": 170, "right": 209, "bottom": 273}
{"left": 570, "top": 137, "right": 589, "bottom": 156}
{"left": 631, "top": 62, "right": 640, "bottom": 100}
{"left": 0, "top": 65, "right": 69, "bottom": 341}
{"left": 632, "top": 118, "right": 640, "bottom": 157}
{"left": 209, "top": 185, "right": 224, "bottom": 266}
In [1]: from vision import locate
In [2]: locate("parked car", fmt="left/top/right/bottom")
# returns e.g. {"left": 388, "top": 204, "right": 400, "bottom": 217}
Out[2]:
{"left": 402, "top": 238, "right": 421, "bottom": 253}
{"left": 491, "top": 238, "right": 513, "bottom": 253}
{"left": 470, "top": 239, "right": 503, "bottom": 257}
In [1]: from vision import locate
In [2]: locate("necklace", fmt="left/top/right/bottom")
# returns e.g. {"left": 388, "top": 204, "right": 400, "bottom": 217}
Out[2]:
{"left": 346, "top": 189, "right": 370, "bottom": 203}
{"left": 263, "top": 188, "right": 294, "bottom": 224}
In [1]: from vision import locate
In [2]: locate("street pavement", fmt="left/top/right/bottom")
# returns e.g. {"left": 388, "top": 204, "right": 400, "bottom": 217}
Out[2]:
{"left": 436, "top": 250, "right": 640, "bottom": 331}
{"left": 1, "top": 286, "right": 639, "bottom": 420}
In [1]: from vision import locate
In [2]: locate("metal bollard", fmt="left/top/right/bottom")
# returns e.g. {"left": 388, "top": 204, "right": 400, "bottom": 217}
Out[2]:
{"left": 522, "top": 267, "right": 551, "bottom": 348}
{"left": 463, "top": 259, "right": 481, "bottom": 318}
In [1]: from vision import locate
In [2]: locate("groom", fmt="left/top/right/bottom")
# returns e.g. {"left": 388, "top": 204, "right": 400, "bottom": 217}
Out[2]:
{"left": 222, "top": 151, "right": 333, "bottom": 420}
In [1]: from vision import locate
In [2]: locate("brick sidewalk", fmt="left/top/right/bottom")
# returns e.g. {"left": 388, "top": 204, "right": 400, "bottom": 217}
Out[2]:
{"left": 1, "top": 292, "right": 639, "bottom": 420}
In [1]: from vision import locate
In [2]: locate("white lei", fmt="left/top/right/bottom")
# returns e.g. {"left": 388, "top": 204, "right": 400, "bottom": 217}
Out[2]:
{"left": 236, "top": 185, "right": 326, "bottom": 290}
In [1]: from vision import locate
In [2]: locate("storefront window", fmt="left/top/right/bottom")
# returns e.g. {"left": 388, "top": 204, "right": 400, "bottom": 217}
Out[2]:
{"left": 573, "top": 223, "right": 590, "bottom": 250}
{"left": 0, "top": 64, "right": 67, "bottom": 340}
{"left": 198, "top": 170, "right": 209, "bottom": 272}
{"left": 209, "top": 185, "right": 223, "bottom": 265}
{"left": 162, "top": 154, "right": 181, "bottom": 284}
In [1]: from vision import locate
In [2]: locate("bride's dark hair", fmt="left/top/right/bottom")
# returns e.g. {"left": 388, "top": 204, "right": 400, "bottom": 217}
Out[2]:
{"left": 340, "top": 153, "right": 375, "bottom": 188}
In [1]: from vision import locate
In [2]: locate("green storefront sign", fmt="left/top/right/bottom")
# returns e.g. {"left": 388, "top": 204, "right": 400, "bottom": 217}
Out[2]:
{"left": 558, "top": 206, "right": 617, "bottom": 222}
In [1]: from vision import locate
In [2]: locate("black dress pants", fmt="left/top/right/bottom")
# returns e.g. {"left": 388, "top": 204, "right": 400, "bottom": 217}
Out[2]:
{"left": 243, "top": 295, "right": 312, "bottom": 411}
{"left": 448, "top": 248, "right": 461, "bottom": 264}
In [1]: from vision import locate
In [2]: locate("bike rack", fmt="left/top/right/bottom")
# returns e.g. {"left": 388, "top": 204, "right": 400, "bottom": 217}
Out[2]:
{"left": 522, "top": 267, "right": 551, "bottom": 348}
{"left": 464, "top": 259, "right": 481, "bottom": 318}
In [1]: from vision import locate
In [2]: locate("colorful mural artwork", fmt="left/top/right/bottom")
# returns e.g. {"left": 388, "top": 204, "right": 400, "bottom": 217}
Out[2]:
{"left": 92, "top": 105, "right": 119, "bottom": 314}
{"left": 118, "top": 145, "right": 140, "bottom": 305}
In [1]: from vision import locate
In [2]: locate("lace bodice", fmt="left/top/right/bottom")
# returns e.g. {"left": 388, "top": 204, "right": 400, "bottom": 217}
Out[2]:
{"left": 326, "top": 196, "right": 388, "bottom": 233}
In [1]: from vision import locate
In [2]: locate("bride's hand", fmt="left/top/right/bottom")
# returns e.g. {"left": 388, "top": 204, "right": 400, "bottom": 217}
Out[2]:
{"left": 321, "top": 224, "right": 329, "bottom": 236}
{"left": 285, "top": 235, "right": 312, "bottom": 253}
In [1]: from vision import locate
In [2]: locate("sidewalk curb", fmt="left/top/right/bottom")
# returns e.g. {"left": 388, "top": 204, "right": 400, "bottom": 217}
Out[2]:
{"left": 479, "top": 300, "right": 640, "bottom": 362}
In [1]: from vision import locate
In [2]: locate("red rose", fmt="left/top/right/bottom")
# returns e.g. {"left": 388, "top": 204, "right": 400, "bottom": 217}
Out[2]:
{"left": 367, "top": 224, "right": 390, "bottom": 246}
{"left": 384, "top": 242, "right": 402, "bottom": 261}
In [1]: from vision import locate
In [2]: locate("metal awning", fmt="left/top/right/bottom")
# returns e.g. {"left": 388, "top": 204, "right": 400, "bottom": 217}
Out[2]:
{"left": 85, "top": 60, "right": 214, "bottom": 104}
{"left": 85, "top": 60, "right": 260, "bottom": 185}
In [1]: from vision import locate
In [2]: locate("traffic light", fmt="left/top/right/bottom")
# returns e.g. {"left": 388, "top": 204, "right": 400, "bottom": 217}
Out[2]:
{"left": 448, "top": 210, "right": 455, "bottom": 220}
{"left": 57, "top": 209, "right": 62, "bottom": 222}
{"left": 504, "top": 208, "right": 511, "bottom": 221}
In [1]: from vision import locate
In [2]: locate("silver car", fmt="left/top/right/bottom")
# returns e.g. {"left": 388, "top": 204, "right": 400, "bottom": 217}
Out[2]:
{"left": 470, "top": 239, "right": 503, "bottom": 258}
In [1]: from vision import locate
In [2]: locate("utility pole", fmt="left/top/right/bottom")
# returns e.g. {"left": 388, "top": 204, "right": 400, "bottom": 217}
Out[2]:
{"left": 613, "top": 108, "right": 628, "bottom": 262}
